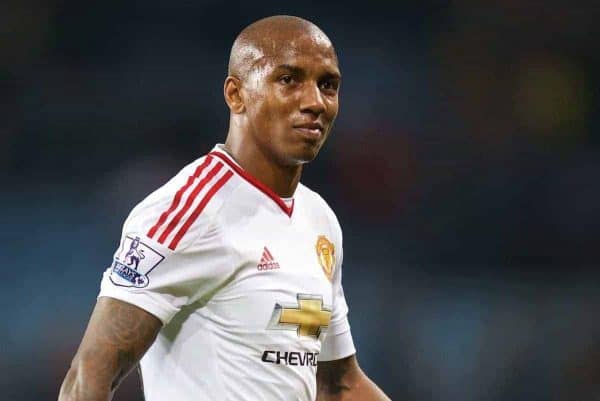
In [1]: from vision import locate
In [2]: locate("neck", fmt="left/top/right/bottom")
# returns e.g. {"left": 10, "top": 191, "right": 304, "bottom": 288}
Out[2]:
{"left": 223, "top": 134, "right": 302, "bottom": 198}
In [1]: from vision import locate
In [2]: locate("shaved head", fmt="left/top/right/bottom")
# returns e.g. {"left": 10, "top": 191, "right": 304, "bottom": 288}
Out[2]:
{"left": 223, "top": 15, "right": 341, "bottom": 178}
{"left": 228, "top": 15, "right": 337, "bottom": 80}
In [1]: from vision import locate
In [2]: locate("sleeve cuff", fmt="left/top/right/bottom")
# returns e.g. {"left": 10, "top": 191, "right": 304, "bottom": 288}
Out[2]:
{"left": 98, "top": 285, "right": 179, "bottom": 325}
{"left": 318, "top": 327, "right": 356, "bottom": 361}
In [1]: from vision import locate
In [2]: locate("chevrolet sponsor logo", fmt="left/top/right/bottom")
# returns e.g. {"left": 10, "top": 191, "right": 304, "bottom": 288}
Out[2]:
{"left": 268, "top": 294, "right": 331, "bottom": 338}
{"left": 261, "top": 350, "right": 319, "bottom": 366}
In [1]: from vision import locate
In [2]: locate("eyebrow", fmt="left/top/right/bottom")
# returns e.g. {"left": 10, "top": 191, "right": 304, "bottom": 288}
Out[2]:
{"left": 274, "top": 64, "right": 341, "bottom": 80}
{"left": 274, "top": 64, "right": 303, "bottom": 75}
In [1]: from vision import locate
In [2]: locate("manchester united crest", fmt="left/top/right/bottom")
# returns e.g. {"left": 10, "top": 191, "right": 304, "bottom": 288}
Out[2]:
{"left": 316, "top": 235, "right": 335, "bottom": 281}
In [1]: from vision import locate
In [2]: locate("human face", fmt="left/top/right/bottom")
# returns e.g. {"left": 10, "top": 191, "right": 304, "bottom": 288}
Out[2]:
{"left": 242, "top": 35, "right": 341, "bottom": 166}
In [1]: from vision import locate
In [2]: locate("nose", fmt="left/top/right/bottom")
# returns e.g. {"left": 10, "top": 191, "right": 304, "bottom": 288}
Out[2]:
{"left": 299, "top": 82, "right": 326, "bottom": 115}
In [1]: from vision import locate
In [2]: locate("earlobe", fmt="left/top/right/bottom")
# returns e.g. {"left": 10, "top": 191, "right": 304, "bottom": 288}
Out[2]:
{"left": 224, "top": 76, "right": 245, "bottom": 114}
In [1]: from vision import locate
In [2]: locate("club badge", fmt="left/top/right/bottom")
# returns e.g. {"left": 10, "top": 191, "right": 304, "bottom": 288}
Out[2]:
{"left": 316, "top": 235, "right": 335, "bottom": 281}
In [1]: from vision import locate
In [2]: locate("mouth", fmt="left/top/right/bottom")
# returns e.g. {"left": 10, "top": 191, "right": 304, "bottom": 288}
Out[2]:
{"left": 293, "top": 122, "right": 324, "bottom": 140}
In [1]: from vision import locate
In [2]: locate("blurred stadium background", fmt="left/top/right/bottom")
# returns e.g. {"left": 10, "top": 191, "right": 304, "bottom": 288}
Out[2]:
{"left": 2, "top": 1, "right": 599, "bottom": 400}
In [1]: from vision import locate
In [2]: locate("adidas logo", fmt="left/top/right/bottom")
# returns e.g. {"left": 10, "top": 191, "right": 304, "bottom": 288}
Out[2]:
{"left": 257, "top": 246, "right": 280, "bottom": 271}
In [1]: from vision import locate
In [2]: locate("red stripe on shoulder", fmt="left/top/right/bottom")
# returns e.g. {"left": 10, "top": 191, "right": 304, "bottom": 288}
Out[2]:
{"left": 157, "top": 162, "right": 224, "bottom": 244}
{"left": 147, "top": 156, "right": 213, "bottom": 239}
{"left": 168, "top": 170, "right": 234, "bottom": 250}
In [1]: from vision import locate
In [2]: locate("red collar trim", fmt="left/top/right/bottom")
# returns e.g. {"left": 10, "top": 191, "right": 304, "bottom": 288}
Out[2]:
{"left": 208, "top": 151, "right": 295, "bottom": 217}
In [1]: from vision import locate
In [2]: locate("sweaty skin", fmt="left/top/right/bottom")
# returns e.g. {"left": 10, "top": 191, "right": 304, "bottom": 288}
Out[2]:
{"left": 58, "top": 16, "right": 391, "bottom": 401}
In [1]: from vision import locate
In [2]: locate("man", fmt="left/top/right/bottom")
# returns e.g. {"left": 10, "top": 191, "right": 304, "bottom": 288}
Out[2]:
{"left": 59, "top": 15, "right": 391, "bottom": 401}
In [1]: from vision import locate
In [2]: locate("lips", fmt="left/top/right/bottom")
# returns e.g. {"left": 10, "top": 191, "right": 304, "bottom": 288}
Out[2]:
{"left": 293, "top": 122, "right": 323, "bottom": 139}
{"left": 294, "top": 122, "right": 323, "bottom": 131}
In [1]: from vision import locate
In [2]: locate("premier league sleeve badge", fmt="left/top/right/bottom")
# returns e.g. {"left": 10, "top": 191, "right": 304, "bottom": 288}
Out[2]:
{"left": 109, "top": 235, "right": 165, "bottom": 288}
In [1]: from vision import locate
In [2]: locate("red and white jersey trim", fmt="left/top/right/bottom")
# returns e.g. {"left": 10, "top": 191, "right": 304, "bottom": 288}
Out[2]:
{"left": 147, "top": 155, "right": 233, "bottom": 250}
{"left": 208, "top": 149, "right": 295, "bottom": 217}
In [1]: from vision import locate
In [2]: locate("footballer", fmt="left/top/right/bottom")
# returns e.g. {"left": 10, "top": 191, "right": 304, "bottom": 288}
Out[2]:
{"left": 58, "top": 15, "right": 391, "bottom": 401}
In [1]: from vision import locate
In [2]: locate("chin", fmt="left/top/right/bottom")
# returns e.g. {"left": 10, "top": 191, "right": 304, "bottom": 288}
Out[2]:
{"left": 274, "top": 138, "right": 324, "bottom": 166}
{"left": 292, "top": 145, "right": 321, "bottom": 164}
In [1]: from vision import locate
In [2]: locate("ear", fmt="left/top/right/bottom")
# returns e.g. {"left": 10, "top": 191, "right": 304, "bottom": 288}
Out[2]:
{"left": 224, "top": 76, "right": 245, "bottom": 114}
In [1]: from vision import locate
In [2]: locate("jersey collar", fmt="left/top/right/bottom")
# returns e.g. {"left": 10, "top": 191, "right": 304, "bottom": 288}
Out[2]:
{"left": 208, "top": 145, "right": 295, "bottom": 217}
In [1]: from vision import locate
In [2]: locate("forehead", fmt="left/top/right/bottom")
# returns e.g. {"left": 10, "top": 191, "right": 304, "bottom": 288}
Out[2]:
{"left": 258, "top": 32, "right": 339, "bottom": 75}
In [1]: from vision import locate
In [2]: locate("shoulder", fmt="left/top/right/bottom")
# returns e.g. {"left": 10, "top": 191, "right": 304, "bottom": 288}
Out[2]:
{"left": 123, "top": 153, "right": 241, "bottom": 251}
{"left": 297, "top": 183, "right": 343, "bottom": 241}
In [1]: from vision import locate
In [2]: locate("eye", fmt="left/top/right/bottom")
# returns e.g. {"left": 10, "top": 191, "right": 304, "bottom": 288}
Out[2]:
{"left": 319, "top": 80, "right": 339, "bottom": 92}
{"left": 279, "top": 75, "right": 294, "bottom": 85}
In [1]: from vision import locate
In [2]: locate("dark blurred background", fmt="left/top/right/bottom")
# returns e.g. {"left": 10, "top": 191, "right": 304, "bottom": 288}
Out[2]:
{"left": 2, "top": 1, "right": 599, "bottom": 400}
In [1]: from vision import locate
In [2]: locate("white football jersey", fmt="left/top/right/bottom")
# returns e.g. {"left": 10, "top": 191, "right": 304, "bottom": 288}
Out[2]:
{"left": 99, "top": 145, "right": 355, "bottom": 401}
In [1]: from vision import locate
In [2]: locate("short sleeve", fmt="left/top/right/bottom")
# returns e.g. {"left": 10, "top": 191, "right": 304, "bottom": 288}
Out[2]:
{"left": 319, "top": 245, "right": 356, "bottom": 361}
{"left": 99, "top": 156, "right": 236, "bottom": 324}
{"left": 99, "top": 233, "right": 189, "bottom": 324}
